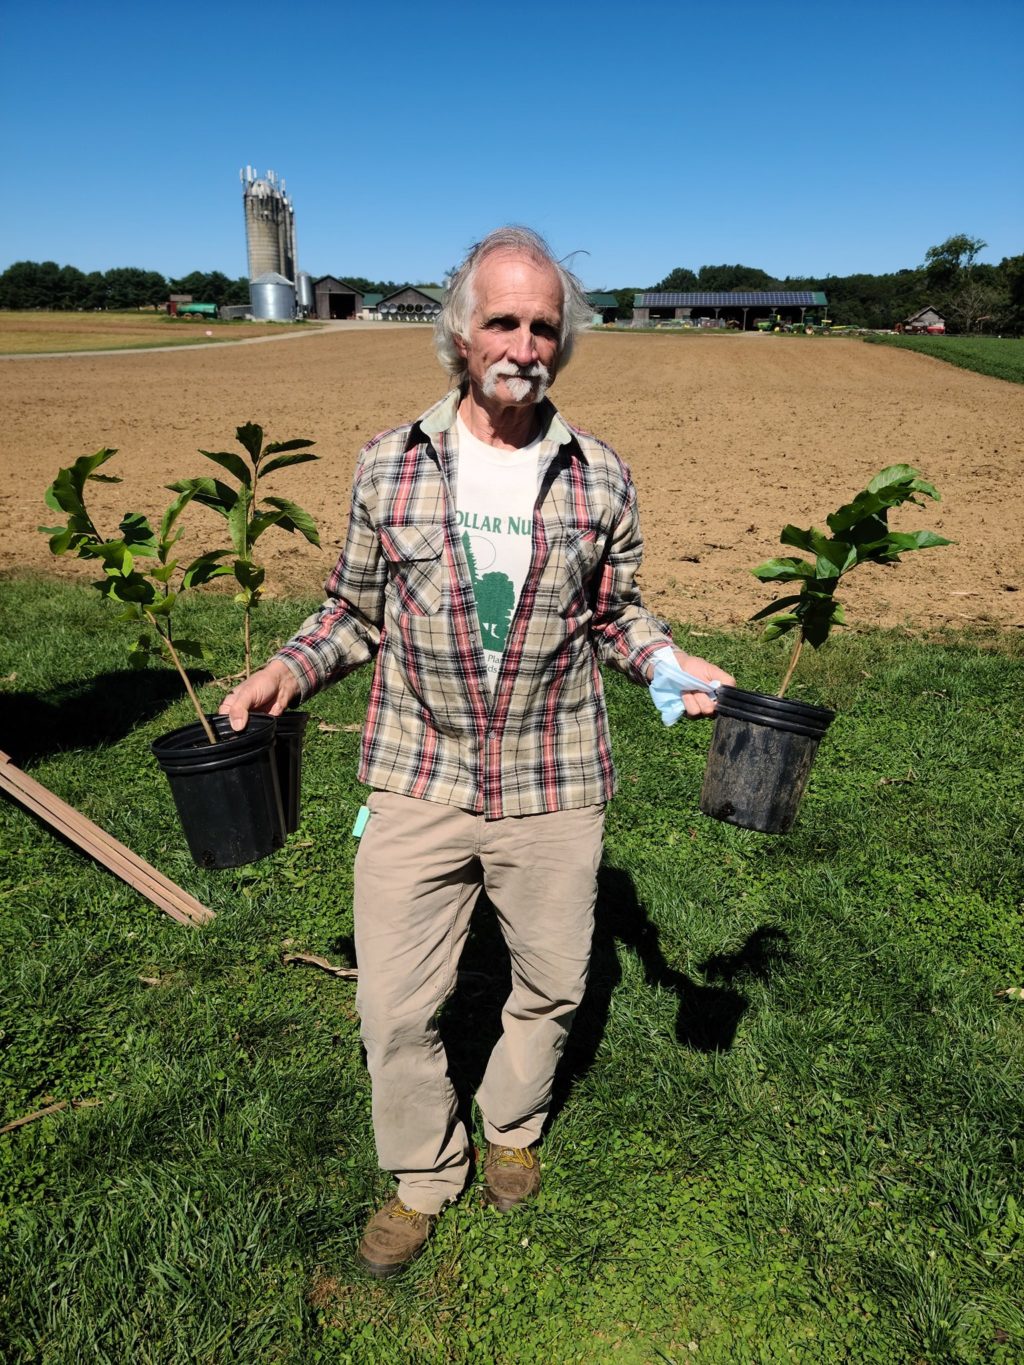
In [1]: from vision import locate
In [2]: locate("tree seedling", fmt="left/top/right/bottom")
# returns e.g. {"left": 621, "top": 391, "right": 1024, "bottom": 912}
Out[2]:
{"left": 167, "top": 423, "right": 320, "bottom": 677}
{"left": 752, "top": 464, "right": 952, "bottom": 697}
{"left": 40, "top": 448, "right": 232, "bottom": 743}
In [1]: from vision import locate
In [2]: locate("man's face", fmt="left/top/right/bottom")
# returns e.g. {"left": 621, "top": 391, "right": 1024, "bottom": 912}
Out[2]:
{"left": 456, "top": 251, "right": 563, "bottom": 408}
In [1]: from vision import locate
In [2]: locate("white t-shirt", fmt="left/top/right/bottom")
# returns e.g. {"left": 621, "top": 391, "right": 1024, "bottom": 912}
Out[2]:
{"left": 454, "top": 413, "right": 541, "bottom": 689}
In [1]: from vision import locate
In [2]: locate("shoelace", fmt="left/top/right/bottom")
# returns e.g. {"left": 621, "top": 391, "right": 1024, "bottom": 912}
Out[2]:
{"left": 491, "top": 1146, "right": 535, "bottom": 1169}
{"left": 391, "top": 1200, "right": 425, "bottom": 1222}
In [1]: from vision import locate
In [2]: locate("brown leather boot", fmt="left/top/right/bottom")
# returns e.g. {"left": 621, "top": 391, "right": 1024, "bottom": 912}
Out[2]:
{"left": 482, "top": 1142, "right": 541, "bottom": 1211}
{"left": 356, "top": 1197, "right": 436, "bottom": 1278}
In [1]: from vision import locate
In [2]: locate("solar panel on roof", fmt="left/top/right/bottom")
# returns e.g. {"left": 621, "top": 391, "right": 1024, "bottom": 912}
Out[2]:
{"left": 636, "top": 291, "right": 823, "bottom": 307}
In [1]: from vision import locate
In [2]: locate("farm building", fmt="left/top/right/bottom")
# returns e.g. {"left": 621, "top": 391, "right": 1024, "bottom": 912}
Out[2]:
{"left": 900, "top": 306, "right": 945, "bottom": 335}
{"left": 360, "top": 292, "right": 383, "bottom": 320}
{"left": 378, "top": 286, "right": 444, "bottom": 321}
{"left": 314, "top": 277, "right": 363, "bottom": 320}
{"left": 632, "top": 290, "right": 828, "bottom": 330}
{"left": 587, "top": 292, "right": 621, "bottom": 323}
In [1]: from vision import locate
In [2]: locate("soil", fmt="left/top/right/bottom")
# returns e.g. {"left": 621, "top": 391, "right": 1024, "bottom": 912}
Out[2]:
{"left": 4, "top": 328, "right": 1023, "bottom": 631}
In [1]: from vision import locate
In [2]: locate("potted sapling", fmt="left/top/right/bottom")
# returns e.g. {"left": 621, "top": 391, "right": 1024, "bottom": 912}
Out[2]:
{"left": 40, "top": 447, "right": 286, "bottom": 868}
{"left": 168, "top": 422, "right": 321, "bottom": 832}
{"left": 699, "top": 464, "right": 951, "bottom": 833}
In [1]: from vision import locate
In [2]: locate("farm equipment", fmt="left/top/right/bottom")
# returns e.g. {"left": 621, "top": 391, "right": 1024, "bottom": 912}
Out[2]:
{"left": 175, "top": 302, "right": 218, "bottom": 319}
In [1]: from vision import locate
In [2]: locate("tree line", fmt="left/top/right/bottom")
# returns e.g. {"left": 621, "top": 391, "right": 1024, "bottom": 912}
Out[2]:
{"left": 2, "top": 238, "right": 1021, "bottom": 333}
{"left": 0, "top": 262, "right": 413, "bottom": 313}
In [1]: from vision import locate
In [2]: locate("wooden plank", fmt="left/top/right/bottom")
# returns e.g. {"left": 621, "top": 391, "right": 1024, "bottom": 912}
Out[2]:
{"left": 0, "top": 750, "right": 213, "bottom": 926}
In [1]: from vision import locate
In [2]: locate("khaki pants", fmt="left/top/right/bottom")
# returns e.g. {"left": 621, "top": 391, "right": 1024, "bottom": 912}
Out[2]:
{"left": 353, "top": 791, "right": 605, "bottom": 1214}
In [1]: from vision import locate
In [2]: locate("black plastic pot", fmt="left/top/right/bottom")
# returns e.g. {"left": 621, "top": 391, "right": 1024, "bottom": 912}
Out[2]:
{"left": 273, "top": 710, "right": 309, "bottom": 834}
{"left": 699, "top": 686, "right": 835, "bottom": 834}
{"left": 151, "top": 714, "right": 286, "bottom": 868}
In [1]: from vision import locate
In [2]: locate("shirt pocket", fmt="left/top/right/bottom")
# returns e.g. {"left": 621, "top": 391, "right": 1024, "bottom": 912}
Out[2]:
{"left": 379, "top": 522, "right": 447, "bottom": 616}
{"left": 558, "top": 526, "right": 604, "bottom": 614}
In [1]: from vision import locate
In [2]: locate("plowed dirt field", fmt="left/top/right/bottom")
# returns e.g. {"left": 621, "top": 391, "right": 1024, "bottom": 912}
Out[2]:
{"left": 4, "top": 328, "right": 1023, "bottom": 630}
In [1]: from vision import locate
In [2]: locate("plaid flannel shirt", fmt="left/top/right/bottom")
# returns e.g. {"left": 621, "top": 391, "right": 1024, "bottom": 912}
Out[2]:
{"left": 276, "top": 390, "right": 672, "bottom": 818}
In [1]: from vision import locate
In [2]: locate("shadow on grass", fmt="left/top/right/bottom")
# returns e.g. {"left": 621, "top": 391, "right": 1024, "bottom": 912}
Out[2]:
{"left": 438, "top": 864, "right": 790, "bottom": 1137}
{"left": 1, "top": 668, "right": 215, "bottom": 765}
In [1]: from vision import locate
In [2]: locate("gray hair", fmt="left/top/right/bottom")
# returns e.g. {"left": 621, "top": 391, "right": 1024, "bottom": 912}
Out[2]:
{"left": 434, "top": 225, "right": 592, "bottom": 386}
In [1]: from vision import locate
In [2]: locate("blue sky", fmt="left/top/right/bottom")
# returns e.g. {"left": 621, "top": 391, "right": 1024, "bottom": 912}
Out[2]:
{"left": 2, "top": 0, "right": 1021, "bottom": 288}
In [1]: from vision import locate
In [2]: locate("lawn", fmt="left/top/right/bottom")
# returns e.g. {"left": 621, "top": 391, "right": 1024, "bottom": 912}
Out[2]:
{"left": 0, "top": 310, "right": 316, "bottom": 355}
{"left": 1, "top": 577, "right": 1022, "bottom": 1363}
{"left": 861, "top": 334, "right": 1024, "bottom": 385}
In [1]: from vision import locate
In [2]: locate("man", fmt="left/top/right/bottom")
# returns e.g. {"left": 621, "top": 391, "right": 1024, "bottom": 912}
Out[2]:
{"left": 221, "top": 226, "right": 733, "bottom": 1277}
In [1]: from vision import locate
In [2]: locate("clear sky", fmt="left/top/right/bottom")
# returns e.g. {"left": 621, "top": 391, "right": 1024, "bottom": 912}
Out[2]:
{"left": 2, "top": 0, "right": 1021, "bottom": 289}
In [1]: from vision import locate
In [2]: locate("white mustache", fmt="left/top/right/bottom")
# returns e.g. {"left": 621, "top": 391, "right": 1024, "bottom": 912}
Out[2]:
{"left": 482, "top": 361, "right": 551, "bottom": 401}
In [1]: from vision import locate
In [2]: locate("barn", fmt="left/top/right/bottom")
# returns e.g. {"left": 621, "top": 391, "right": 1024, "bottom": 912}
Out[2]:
{"left": 313, "top": 276, "right": 364, "bottom": 320}
{"left": 632, "top": 290, "right": 828, "bottom": 330}
{"left": 587, "top": 292, "right": 621, "bottom": 323}
{"left": 377, "top": 286, "right": 444, "bottom": 321}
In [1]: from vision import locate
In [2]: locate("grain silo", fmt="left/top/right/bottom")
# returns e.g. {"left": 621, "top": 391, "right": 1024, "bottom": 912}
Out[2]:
{"left": 240, "top": 166, "right": 297, "bottom": 286}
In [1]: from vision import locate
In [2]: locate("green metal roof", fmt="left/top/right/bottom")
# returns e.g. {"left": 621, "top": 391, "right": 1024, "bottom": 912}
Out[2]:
{"left": 587, "top": 293, "right": 620, "bottom": 309}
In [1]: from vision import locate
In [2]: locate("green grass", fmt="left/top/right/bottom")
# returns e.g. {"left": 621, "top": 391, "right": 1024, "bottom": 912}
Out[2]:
{"left": 861, "top": 333, "right": 1024, "bottom": 384}
{"left": 1, "top": 576, "right": 1023, "bottom": 1363}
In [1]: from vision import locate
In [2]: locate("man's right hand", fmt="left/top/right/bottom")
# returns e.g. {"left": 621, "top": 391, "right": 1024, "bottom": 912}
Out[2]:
{"left": 219, "top": 660, "right": 301, "bottom": 732}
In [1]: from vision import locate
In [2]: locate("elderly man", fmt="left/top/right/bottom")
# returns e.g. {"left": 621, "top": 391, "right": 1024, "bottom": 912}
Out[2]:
{"left": 221, "top": 226, "right": 733, "bottom": 1277}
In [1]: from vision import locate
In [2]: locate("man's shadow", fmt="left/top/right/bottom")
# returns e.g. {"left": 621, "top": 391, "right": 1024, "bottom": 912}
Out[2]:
{"left": 439, "top": 864, "right": 790, "bottom": 1136}
{"left": 0, "top": 669, "right": 212, "bottom": 766}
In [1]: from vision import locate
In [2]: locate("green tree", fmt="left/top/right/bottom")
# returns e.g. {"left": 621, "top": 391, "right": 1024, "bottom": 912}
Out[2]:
{"left": 696, "top": 264, "right": 780, "bottom": 291}
{"left": 652, "top": 266, "right": 698, "bottom": 291}
{"left": 923, "top": 234, "right": 987, "bottom": 292}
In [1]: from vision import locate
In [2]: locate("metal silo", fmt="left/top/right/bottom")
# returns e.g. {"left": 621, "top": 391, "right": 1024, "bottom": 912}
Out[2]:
{"left": 250, "top": 271, "right": 296, "bottom": 321}
{"left": 296, "top": 271, "right": 314, "bottom": 315}
{"left": 240, "top": 167, "right": 296, "bottom": 284}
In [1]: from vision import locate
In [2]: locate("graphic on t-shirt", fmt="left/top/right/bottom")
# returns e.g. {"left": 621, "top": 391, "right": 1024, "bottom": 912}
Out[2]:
{"left": 462, "top": 531, "right": 514, "bottom": 650}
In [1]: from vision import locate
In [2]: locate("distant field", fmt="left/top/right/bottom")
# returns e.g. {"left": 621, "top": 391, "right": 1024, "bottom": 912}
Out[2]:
{"left": 862, "top": 333, "right": 1024, "bottom": 384}
{"left": 0, "top": 310, "right": 316, "bottom": 355}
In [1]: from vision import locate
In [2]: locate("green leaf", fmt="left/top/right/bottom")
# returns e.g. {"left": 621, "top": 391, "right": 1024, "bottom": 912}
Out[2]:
{"left": 762, "top": 614, "right": 801, "bottom": 641}
{"left": 263, "top": 437, "right": 315, "bottom": 456}
{"left": 884, "top": 530, "right": 953, "bottom": 553}
{"left": 118, "top": 512, "right": 159, "bottom": 555}
{"left": 146, "top": 593, "right": 177, "bottom": 617}
{"left": 166, "top": 477, "right": 237, "bottom": 518}
{"left": 199, "top": 448, "right": 252, "bottom": 485}
{"left": 749, "top": 594, "right": 804, "bottom": 622}
{"left": 866, "top": 464, "right": 940, "bottom": 502}
{"left": 751, "top": 556, "right": 815, "bottom": 583}
{"left": 235, "top": 422, "right": 264, "bottom": 462}
{"left": 91, "top": 540, "right": 134, "bottom": 575}
{"left": 247, "top": 510, "right": 284, "bottom": 543}
{"left": 233, "top": 559, "right": 266, "bottom": 592}
{"left": 814, "top": 539, "right": 857, "bottom": 580}
{"left": 779, "top": 523, "right": 833, "bottom": 556}
{"left": 261, "top": 496, "right": 321, "bottom": 546}
{"left": 227, "top": 492, "right": 251, "bottom": 555}
{"left": 182, "top": 550, "right": 233, "bottom": 589}
{"left": 159, "top": 487, "right": 197, "bottom": 544}
{"left": 259, "top": 450, "right": 320, "bottom": 477}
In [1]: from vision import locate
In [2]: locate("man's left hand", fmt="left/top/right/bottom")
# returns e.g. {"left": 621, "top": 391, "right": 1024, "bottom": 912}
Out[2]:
{"left": 649, "top": 650, "right": 736, "bottom": 718}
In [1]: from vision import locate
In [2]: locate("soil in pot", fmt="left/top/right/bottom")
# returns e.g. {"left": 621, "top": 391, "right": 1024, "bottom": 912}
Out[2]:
{"left": 699, "top": 686, "right": 835, "bottom": 834}
{"left": 151, "top": 713, "right": 285, "bottom": 868}
{"left": 273, "top": 710, "right": 309, "bottom": 834}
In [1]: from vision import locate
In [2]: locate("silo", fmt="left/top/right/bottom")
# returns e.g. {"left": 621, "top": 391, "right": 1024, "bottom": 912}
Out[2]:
{"left": 296, "top": 271, "right": 314, "bottom": 314}
{"left": 240, "top": 167, "right": 297, "bottom": 282}
{"left": 250, "top": 271, "right": 296, "bottom": 322}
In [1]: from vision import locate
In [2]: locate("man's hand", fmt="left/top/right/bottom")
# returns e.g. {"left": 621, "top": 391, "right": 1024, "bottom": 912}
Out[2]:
{"left": 649, "top": 649, "right": 736, "bottom": 719}
{"left": 219, "top": 660, "right": 301, "bottom": 732}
